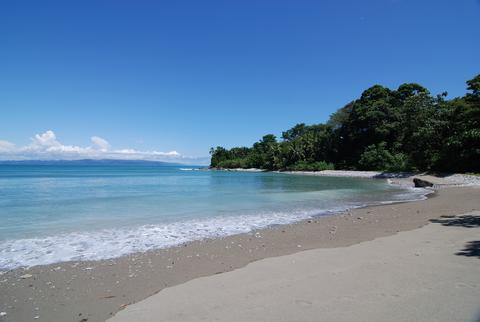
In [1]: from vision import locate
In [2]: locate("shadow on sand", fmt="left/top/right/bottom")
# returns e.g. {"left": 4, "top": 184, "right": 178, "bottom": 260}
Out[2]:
{"left": 430, "top": 214, "right": 480, "bottom": 228}
{"left": 455, "top": 240, "right": 480, "bottom": 259}
{"left": 430, "top": 214, "right": 480, "bottom": 259}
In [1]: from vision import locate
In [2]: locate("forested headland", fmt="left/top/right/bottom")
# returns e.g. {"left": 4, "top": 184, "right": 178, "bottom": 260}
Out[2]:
{"left": 210, "top": 74, "right": 480, "bottom": 173}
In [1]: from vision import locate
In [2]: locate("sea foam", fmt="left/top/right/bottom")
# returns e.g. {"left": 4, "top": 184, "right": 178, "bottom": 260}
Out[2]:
{"left": 0, "top": 207, "right": 346, "bottom": 270}
{"left": 0, "top": 187, "right": 428, "bottom": 270}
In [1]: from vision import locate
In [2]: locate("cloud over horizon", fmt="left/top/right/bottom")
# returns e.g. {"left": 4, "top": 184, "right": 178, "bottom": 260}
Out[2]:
{"left": 0, "top": 130, "right": 208, "bottom": 165}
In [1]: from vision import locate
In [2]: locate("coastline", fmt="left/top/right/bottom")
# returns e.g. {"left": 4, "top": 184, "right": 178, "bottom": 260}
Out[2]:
{"left": 0, "top": 171, "right": 431, "bottom": 271}
{"left": 215, "top": 168, "right": 480, "bottom": 186}
{"left": 0, "top": 182, "right": 479, "bottom": 322}
{"left": 110, "top": 209, "right": 480, "bottom": 322}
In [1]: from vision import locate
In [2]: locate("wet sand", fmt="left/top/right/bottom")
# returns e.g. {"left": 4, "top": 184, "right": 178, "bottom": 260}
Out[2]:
{"left": 0, "top": 186, "right": 479, "bottom": 322}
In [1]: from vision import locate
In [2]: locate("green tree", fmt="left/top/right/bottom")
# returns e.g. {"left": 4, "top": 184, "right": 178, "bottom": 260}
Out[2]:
{"left": 209, "top": 74, "right": 479, "bottom": 173}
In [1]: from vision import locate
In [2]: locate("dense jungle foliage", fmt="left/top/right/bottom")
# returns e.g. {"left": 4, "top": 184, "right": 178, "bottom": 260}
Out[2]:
{"left": 210, "top": 74, "right": 480, "bottom": 173}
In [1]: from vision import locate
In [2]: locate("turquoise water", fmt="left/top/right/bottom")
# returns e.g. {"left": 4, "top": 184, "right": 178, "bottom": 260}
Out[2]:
{"left": 0, "top": 164, "right": 427, "bottom": 269}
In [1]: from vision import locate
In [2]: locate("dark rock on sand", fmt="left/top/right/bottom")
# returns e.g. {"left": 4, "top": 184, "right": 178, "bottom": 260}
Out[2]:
{"left": 413, "top": 178, "right": 434, "bottom": 188}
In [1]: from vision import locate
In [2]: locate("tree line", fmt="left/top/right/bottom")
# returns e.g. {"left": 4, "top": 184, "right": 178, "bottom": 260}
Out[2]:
{"left": 210, "top": 74, "right": 480, "bottom": 173}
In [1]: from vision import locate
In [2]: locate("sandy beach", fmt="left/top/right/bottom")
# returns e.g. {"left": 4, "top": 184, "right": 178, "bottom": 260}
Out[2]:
{"left": 110, "top": 211, "right": 480, "bottom": 322}
{"left": 0, "top": 180, "right": 479, "bottom": 322}
{"left": 3, "top": 1, "right": 479, "bottom": 320}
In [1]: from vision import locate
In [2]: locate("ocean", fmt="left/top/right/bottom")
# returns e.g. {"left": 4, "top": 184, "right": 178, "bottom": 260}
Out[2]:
{"left": 0, "top": 163, "right": 427, "bottom": 270}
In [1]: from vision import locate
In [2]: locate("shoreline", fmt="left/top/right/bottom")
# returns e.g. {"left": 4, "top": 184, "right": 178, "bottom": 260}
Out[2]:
{"left": 0, "top": 185, "right": 479, "bottom": 322}
{"left": 0, "top": 173, "right": 430, "bottom": 272}
{"left": 110, "top": 209, "right": 480, "bottom": 322}
{"left": 212, "top": 168, "right": 480, "bottom": 186}
{"left": 0, "top": 175, "right": 430, "bottom": 272}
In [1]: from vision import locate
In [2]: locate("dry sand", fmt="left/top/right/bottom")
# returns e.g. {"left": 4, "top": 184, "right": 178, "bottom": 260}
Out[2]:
{"left": 110, "top": 211, "right": 480, "bottom": 322}
{"left": 0, "top": 186, "right": 479, "bottom": 322}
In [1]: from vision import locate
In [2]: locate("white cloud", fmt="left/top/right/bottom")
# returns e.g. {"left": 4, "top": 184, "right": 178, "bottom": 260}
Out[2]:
{"left": 0, "top": 140, "right": 15, "bottom": 152}
{"left": 153, "top": 150, "right": 180, "bottom": 156}
{"left": 0, "top": 130, "right": 208, "bottom": 165}
{"left": 91, "top": 136, "right": 110, "bottom": 150}
{"left": 31, "top": 130, "right": 60, "bottom": 148}
{"left": 115, "top": 148, "right": 137, "bottom": 154}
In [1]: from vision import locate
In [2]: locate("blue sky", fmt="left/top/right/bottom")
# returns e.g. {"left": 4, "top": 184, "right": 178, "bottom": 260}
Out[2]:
{"left": 1, "top": 0, "right": 479, "bottom": 164}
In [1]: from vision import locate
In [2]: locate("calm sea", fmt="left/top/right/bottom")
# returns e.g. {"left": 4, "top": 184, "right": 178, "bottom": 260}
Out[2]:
{"left": 0, "top": 164, "right": 427, "bottom": 269}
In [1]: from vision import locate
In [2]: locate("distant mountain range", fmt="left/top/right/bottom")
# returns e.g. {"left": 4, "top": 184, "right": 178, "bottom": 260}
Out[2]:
{"left": 0, "top": 159, "right": 197, "bottom": 167}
